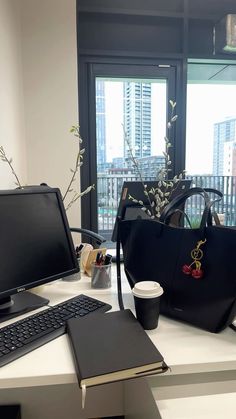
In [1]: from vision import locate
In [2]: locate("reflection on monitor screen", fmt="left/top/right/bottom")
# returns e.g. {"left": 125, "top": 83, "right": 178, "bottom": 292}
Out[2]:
{"left": 0, "top": 186, "right": 78, "bottom": 322}
{"left": 112, "top": 180, "right": 192, "bottom": 242}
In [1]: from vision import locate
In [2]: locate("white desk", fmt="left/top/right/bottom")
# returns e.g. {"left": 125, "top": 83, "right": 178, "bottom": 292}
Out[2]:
{"left": 0, "top": 269, "right": 235, "bottom": 419}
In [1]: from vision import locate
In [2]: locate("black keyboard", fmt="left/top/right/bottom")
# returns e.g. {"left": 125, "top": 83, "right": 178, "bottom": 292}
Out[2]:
{"left": 0, "top": 294, "right": 112, "bottom": 367}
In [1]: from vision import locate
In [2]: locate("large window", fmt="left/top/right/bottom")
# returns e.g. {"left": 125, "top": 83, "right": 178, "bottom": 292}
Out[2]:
{"left": 80, "top": 60, "right": 236, "bottom": 237}
{"left": 186, "top": 61, "right": 236, "bottom": 225}
{"left": 78, "top": 62, "right": 179, "bottom": 243}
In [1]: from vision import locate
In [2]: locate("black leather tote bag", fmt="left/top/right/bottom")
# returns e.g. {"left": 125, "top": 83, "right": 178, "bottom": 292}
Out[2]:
{"left": 117, "top": 187, "right": 236, "bottom": 333}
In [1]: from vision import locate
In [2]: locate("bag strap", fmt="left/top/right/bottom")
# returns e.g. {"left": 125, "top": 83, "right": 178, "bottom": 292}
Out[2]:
{"left": 116, "top": 217, "right": 124, "bottom": 310}
{"left": 204, "top": 188, "right": 223, "bottom": 226}
{"left": 160, "top": 187, "right": 210, "bottom": 226}
{"left": 160, "top": 187, "right": 223, "bottom": 229}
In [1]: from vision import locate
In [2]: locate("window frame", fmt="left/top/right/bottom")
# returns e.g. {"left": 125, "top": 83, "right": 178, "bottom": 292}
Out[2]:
{"left": 78, "top": 57, "right": 186, "bottom": 234}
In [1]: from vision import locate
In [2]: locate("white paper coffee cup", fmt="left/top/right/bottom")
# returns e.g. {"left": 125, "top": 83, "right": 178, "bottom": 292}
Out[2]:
{"left": 132, "top": 281, "right": 164, "bottom": 330}
{"left": 132, "top": 281, "right": 163, "bottom": 299}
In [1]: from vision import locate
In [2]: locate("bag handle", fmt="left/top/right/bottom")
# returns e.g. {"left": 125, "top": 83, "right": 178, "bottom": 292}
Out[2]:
{"left": 116, "top": 216, "right": 125, "bottom": 310}
{"left": 160, "top": 187, "right": 223, "bottom": 229}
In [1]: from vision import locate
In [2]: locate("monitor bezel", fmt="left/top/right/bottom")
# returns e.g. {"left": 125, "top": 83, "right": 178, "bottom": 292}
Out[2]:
{"left": 0, "top": 186, "right": 79, "bottom": 301}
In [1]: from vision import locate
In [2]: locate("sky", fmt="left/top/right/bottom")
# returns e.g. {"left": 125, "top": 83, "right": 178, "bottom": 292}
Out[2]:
{"left": 100, "top": 80, "right": 236, "bottom": 176}
{"left": 186, "top": 84, "right": 236, "bottom": 174}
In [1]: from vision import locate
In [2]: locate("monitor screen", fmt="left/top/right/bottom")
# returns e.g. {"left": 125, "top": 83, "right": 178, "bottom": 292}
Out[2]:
{"left": 111, "top": 180, "right": 192, "bottom": 242}
{"left": 0, "top": 186, "right": 78, "bottom": 319}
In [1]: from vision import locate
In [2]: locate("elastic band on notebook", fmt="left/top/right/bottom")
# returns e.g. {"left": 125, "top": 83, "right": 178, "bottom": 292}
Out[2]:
{"left": 82, "top": 384, "right": 86, "bottom": 409}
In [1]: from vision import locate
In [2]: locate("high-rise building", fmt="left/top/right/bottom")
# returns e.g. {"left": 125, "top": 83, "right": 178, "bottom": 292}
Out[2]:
{"left": 223, "top": 141, "right": 236, "bottom": 176}
{"left": 213, "top": 118, "right": 236, "bottom": 175}
{"left": 123, "top": 82, "right": 152, "bottom": 162}
{"left": 96, "top": 80, "right": 106, "bottom": 172}
{"left": 136, "top": 155, "right": 165, "bottom": 178}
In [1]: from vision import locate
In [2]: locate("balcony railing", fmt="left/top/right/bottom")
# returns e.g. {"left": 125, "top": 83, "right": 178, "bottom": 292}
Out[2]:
{"left": 97, "top": 175, "right": 236, "bottom": 243}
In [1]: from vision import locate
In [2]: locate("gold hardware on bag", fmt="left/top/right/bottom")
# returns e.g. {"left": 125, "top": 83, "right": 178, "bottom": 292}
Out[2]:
{"left": 182, "top": 239, "right": 207, "bottom": 279}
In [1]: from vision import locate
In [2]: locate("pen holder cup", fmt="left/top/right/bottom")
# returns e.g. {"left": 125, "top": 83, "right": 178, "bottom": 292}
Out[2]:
{"left": 91, "top": 263, "right": 112, "bottom": 289}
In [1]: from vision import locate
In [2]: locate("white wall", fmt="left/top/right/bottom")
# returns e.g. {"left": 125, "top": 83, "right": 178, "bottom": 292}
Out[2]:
{"left": 0, "top": 0, "right": 80, "bottom": 226}
{"left": 0, "top": 0, "right": 26, "bottom": 188}
{"left": 21, "top": 0, "right": 79, "bottom": 226}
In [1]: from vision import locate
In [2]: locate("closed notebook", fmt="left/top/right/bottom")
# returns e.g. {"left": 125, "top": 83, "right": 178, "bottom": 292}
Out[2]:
{"left": 67, "top": 309, "right": 168, "bottom": 389}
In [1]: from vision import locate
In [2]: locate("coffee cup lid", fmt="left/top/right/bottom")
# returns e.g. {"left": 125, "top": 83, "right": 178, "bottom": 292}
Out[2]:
{"left": 132, "top": 281, "right": 163, "bottom": 298}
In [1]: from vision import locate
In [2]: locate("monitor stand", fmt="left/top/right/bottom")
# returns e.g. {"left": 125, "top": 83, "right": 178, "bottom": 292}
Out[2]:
{"left": 0, "top": 292, "right": 49, "bottom": 323}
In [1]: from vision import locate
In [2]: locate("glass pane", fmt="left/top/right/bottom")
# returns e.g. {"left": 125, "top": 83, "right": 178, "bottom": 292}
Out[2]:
{"left": 186, "top": 61, "right": 236, "bottom": 226}
{"left": 95, "top": 77, "right": 167, "bottom": 243}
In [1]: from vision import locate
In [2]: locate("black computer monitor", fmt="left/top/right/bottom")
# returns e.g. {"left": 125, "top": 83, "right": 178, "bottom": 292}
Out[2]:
{"left": 111, "top": 179, "right": 192, "bottom": 242}
{"left": 0, "top": 186, "right": 79, "bottom": 321}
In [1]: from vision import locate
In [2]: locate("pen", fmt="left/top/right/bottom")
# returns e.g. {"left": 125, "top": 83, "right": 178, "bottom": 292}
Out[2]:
{"left": 75, "top": 244, "right": 84, "bottom": 258}
{"left": 95, "top": 251, "right": 103, "bottom": 265}
{"left": 104, "top": 254, "right": 112, "bottom": 265}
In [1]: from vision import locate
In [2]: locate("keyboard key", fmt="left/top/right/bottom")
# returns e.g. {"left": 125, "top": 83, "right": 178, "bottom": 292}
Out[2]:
{"left": 0, "top": 294, "right": 111, "bottom": 367}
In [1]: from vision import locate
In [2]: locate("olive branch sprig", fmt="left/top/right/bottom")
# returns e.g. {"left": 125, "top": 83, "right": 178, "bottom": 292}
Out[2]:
{"left": 123, "top": 125, "right": 155, "bottom": 218}
{"left": 126, "top": 100, "right": 186, "bottom": 219}
{"left": 0, "top": 125, "right": 94, "bottom": 211}
{"left": 0, "top": 146, "right": 23, "bottom": 188}
{"left": 62, "top": 125, "right": 95, "bottom": 211}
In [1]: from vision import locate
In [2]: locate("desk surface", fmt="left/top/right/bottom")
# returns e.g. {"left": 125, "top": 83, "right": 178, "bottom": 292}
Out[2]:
{"left": 0, "top": 268, "right": 235, "bottom": 389}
